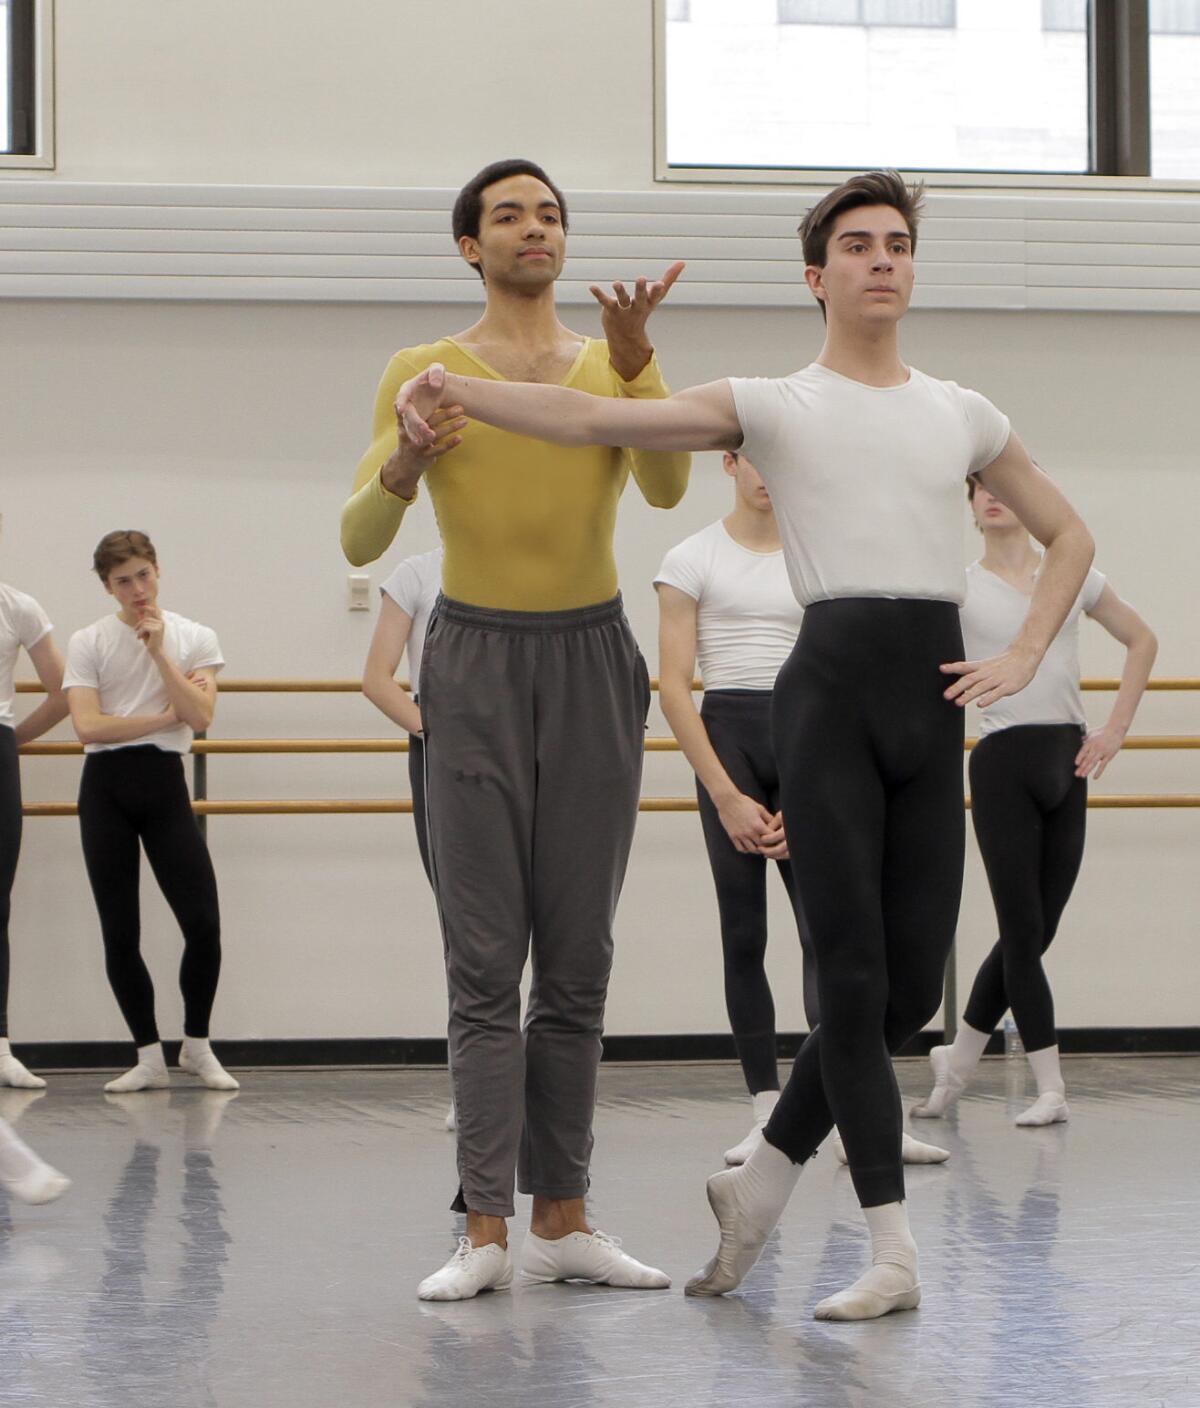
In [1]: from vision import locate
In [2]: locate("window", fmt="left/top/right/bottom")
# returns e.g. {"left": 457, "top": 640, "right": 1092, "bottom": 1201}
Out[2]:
{"left": 1151, "top": 0, "right": 1200, "bottom": 175}
{"left": 666, "top": 0, "right": 690, "bottom": 20}
{"left": 663, "top": 4, "right": 1088, "bottom": 175}
{"left": 2, "top": 0, "right": 51, "bottom": 166}
{"left": 779, "top": 0, "right": 955, "bottom": 26}
{"left": 660, "top": 0, "right": 1200, "bottom": 182}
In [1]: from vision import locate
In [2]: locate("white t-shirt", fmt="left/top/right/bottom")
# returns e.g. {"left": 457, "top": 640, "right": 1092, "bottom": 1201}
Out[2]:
{"left": 63, "top": 610, "right": 224, "bottom": 754}
{"left": 729, "top": 364, "right": 1011, "bottom": 607}
{"left": 379, "top": 547, "right": 443, "bottom": 695}
{"left": 0, "top": 584, "right": 53, "bottom": 730}
{"left": 654, "top": 521, "right": 803, "bottom": 690}
{"left": 961, "top": 560, "right": 1107, "bottom": 736}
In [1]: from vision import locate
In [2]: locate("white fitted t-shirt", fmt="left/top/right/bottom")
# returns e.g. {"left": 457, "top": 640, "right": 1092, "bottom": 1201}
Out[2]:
{"left": 379, "top": 547, "right": 443, "bottom": 696}
{"left": 63, "top": 610, "right": 224, "bottom": 754}
{"left": 961, "top": 560, "right": 1107, "bottom": 736}
{"left": 729, "top": 364, "right": 1011, "bottom": 607}
{"left": 0, "top": 584, "right": 53, "bottom": 729}
{"left": 654, "top": 521, "right": 802, "bottom": 690}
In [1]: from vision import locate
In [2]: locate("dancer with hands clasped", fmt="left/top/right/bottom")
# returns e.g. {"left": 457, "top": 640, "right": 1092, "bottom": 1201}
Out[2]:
{"left": 392, "top": 170, "right": 1095, "bottom": 1321}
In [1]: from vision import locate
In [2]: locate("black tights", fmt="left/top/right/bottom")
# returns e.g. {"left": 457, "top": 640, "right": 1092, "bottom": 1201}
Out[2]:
{"left": 962, "top": 724, "right": 1087, "bottom": 1053}
{"left": 79, "top": 747, "right": 221, "bottom": 1047}
{"left": 764, "top": 600, "right": 965, "bottom": 1209}
{"left": 0, "top": 727, "right": 21, "bottom": 1040}
{"left": 697, "top": 690, "right": 818, "bottom": 1094}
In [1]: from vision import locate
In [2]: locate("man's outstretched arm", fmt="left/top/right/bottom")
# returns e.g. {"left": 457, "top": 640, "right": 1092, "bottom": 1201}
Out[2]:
{"left": 396, "top": 366, "right": 743, "bottom": 456}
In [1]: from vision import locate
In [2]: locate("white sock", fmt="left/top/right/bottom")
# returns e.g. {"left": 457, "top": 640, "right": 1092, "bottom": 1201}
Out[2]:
{"left": 831, "top": 1131, "right": 949, "bottom": 1166}
{"left": 180, "top": 1037, "right": 240, "bottom": 1091}
{"left": 104, "top": 1043, "right": 170, "bottom": 1094}
{"left": 910, "top": 1024, "right": 990, "bottom": 1118}
{"left": 813, "top": 1201, "right": 920, "bottom": 1321}
{"left": 724, "top": 1088, "right": 780, "bottom": 1166}
{"left": 685, "top": 1136, "right": 801, "bottom": 1296}
{"left": 1016, "top": 1046, "right": 1068, "bottom": 1125}
{"left": 0, "top": 1115, "right": 71, "bottom": 1204}
{"left": 0, "top": 1039, "right": 46, "bottom": 1091}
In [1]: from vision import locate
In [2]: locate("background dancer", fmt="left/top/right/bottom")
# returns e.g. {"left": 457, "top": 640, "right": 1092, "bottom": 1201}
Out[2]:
{"left": 1, "top": 564, "right": 68, "bottom": 1090}
{"left": 343, "top": 158, "right": 690, "bottom": 1302}
{"left": 392, "top": 169, "right": 1095, "bottom": 1321}
{"left": 655, "top": 451, "right": 812, "bottom": 1166}
{"left": 913, "top": 478, "right": 1156, "bottom": 1127}
{"left": 64, "top": 531, "right": 237, "bottom": 1095}
{"left": 361, "top": 544, "right": 454, "bottom": 1128}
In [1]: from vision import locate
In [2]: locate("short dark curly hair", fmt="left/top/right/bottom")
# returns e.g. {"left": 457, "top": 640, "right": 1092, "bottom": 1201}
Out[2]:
{"left": 451, "top": 158, "right": 569, "bottom": 282}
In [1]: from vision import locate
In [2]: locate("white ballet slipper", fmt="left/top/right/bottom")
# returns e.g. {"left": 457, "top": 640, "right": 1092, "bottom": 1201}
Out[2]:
{"left": 417, "top": 1237, "right": 513, "bottom": 1301}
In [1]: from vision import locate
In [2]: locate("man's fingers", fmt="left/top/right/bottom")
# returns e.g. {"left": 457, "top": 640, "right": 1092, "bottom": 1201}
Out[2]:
{"left": 588, "top": 284, "right": 617, "bottom": 309}
{"left": 659, "top": 260, "right": 686, "bottom": 294}
{"left": 611, "top": 280, "right": 630, "bottom": 307}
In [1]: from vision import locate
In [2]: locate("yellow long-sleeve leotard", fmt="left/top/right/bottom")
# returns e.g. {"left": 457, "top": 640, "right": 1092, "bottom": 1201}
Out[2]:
{"left": 341, "top": 337, "right": 691, "bottom": 611}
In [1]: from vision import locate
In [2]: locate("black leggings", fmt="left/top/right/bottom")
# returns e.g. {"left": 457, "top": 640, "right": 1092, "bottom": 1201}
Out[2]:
{"left": 962, "top": 724, "right": 1087, "bottom": 1053}
{"left": 78, "top": 747, "right": 221, "bottom": 1047}
{"left": 764, "top": 599, "right": 965, "bottom": 1209}
{"left": 697, "top": 690, "right": 818, "bottom": 1094}
{"left": 0, "top": 727, "right": 21, "bottom": 1039}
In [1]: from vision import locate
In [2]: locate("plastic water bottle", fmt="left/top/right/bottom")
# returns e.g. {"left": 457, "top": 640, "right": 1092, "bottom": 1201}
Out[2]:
{"left": 1003, "top": 1016, "right": 1024, "bottom": 1059}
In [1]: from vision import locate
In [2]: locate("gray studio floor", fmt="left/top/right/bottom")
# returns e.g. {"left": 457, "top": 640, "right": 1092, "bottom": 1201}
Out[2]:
{"left": 1, "top": 1057, "right": 1198, "bottom": 1408}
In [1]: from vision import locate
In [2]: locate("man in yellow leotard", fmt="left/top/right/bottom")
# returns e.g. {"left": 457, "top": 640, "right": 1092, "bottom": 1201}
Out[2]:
{"left": 342, "top": 159, "right": 690, "bottom": 1302}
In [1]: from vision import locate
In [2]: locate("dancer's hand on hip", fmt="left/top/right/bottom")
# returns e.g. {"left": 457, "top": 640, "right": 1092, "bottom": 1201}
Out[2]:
{"left": 940, "top": 645, "right": 1038, "bottom": 710}
{"left": 1074, "top": 723, "right": 1124, "bottom": 779}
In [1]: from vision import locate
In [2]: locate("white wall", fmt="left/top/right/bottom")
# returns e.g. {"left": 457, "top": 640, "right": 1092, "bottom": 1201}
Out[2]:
{"left": 0, "top": 0, "right": 1196, "bottom": 1045}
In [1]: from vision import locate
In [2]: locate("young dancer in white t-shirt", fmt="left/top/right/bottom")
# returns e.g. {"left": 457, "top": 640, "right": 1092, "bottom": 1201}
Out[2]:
{"left": 913, "top": 479, "right": 1156, "bottom": 1127}
{"left": 392, "top": 170, "right": 1095, "bottom": 1321}
{"left": 0, "top": 567, "right": 69, "bottom": 1091}
{"left": 362, "top": 546, "right": 451, "bottom": 1125}
{"left": 64, "top": 531, "right": 237, "bottom": 1095}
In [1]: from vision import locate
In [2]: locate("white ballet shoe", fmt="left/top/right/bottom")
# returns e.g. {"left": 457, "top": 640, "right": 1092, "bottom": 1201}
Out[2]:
{"left": 104, "top": 1063, "right": 170, "bottom": 1094}
{"left": 1, "top": 1160, "right": 72, "bottom": 1206}
{"left": 832, "top": 1132, "right": 949, "bottom": 1165}
{"left": 813, "top": 1265, "right": 921, "bottom": 1321}
{"left": 417, "top": 1237, "right": 513, "bottom": 1301}
{"left": 179, "top": 1042, "right": 240, "bottom": 1091}
{"left": 685, "top": 1139, "right": 799, "bottom": 1297}
{"left": 444, "top": 1103, "right": 457, "bottom": 1132}
{"left": 522, "top": 1229, "right": 669, "bottom": 1289}
{"left": 1015, "top": 1091, "right": 1069, "bottom": 1127}
{"left": 909, "top": 1045, "right": 967, "bottom": 1119}
{"left": 0, "top": 1054, "right": 47, "bottom": 1090}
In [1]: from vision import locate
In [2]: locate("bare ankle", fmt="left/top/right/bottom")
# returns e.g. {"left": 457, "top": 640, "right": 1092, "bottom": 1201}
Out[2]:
{"left": 530, "top": 1197, "right": 591, "bottom": 1241}
{"left": 466, "top": 1212, "right": 508, "bottom": 1249}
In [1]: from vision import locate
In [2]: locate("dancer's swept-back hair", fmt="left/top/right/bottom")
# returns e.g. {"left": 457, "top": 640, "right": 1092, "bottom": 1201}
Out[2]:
{"left": 799, "top": 169, "right": 925, "bottom": 268}
{"left": 452, "top": 158, "right": 569, "bottom": 281}
{"left": 92, "top": 530, "right": 157, "bottom": 583}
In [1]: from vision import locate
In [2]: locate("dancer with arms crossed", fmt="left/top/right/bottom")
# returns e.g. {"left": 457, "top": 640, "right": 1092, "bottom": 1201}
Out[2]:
{"left": 343, "top": 159, "right": 690, "bottom": 1301}
{"left": 394, "top": 170, "right": 1095, "bottom": 1321}
{"left": 64, "top": 531, "right": 237, "bottom": 1096}
{"left": 913, "top": 478, "right": 1156, "bottom": 1127}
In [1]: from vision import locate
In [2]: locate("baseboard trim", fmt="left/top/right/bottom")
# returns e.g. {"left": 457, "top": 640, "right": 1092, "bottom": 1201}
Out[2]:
{"left": 10, "top": 1028, "right": 1200, "bottom": 1071}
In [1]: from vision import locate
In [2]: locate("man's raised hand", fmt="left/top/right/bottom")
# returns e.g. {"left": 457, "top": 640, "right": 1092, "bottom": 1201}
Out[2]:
{"left": 589, "top": 262, "right": 685, "bottom": 376}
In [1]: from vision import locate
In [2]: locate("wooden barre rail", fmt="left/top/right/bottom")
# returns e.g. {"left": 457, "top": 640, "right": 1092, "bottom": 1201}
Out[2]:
{"left": 21, "top": 795, "right": 1200, "bottom": 818}
{"left": 17, "top": 677, "right": 1200, "bottom": 694}
{"left": 19, "top": 735, "right": 1200, "bottom": 756}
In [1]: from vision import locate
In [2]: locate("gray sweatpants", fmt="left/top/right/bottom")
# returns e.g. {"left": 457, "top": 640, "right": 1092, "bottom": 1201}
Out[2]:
{"left": 419, "top": 594, "right": 649, "bottom": 1218}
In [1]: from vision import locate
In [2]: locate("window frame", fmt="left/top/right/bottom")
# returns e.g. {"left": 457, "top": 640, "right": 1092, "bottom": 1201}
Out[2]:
{"left": 1, "top": 0, "right": 54, "bottom": 171}
{"left": 654, "top": 0, "right": 1200, "bottom": 191}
